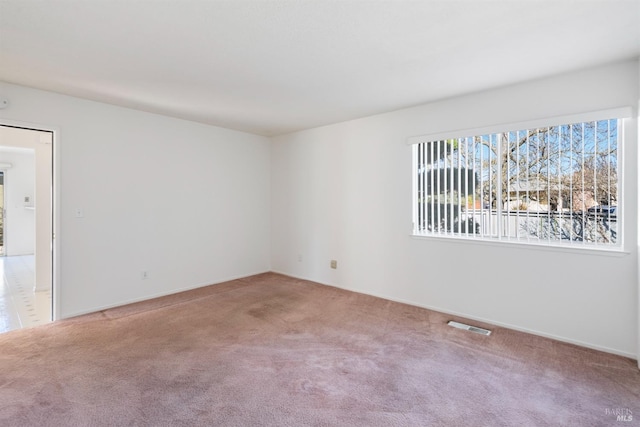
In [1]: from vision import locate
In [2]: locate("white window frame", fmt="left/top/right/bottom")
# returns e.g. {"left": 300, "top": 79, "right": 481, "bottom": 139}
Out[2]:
{"left": 408, "top": 107, "right": 632, "bottom": 252}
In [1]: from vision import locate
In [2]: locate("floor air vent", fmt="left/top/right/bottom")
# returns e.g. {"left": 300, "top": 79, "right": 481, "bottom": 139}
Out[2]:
{"left": 447, "top": 321, "right": 491, "bottom": 336}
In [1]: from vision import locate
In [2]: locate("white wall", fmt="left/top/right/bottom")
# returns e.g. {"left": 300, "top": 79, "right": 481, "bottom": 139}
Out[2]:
{"left": 0, "top": 82, "right": 271, "bottom": 318}
{"left": 33, "top": 130, "right": 53, "bottom": 291}
{"left": 0, "top": 149, "right": 35, "bottom": 255}
{"left": 271, "top": 59, "right": 639, "bottom": 358}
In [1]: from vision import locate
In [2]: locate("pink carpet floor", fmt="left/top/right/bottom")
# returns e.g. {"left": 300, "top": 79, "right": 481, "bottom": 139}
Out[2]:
{"left": 1, "top": 273, "right": 638, "bottom": 426}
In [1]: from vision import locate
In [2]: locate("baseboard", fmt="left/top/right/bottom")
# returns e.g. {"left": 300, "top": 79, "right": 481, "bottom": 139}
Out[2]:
{"left": 61, "top": 269, "right": 272, "bottom": 319}
{"left": 269, "top": 270, "right": 637, "bottom": 360}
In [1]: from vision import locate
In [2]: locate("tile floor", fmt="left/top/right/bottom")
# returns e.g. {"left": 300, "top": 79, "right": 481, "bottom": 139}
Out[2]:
{"left": 0, "top": 255, "right": 51, "bottom": 333}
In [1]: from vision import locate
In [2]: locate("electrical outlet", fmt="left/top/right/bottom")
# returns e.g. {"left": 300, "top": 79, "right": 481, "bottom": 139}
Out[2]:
{"left": 330, "top": 260, "right": 337, "bottom": 269}
{"left": 141, "top": 271, "right": 149, "bottom": 280}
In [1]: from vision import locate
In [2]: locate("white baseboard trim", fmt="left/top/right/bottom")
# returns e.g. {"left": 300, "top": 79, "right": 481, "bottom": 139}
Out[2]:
{"left": 5, "top": 251, "right": 35, "bottom": 257}
{"left": 61, "top": 269, "right": 271, "bottom": 319}
{"left": 269, "top": 270, "right": 637, "bottom": 360}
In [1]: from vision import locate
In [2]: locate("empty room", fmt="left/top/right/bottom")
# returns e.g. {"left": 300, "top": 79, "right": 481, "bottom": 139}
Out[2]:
{"left": 0, "top": 0, "right": 639, "bottom": 425}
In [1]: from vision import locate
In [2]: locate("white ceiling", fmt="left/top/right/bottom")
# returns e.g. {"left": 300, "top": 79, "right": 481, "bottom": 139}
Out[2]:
{"left": 1, "top": 1, "right": 639, "bottom": 136}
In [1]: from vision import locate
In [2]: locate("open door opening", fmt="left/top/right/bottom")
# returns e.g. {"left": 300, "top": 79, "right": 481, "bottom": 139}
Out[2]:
{"left": 0, "top": 125, "right": 53, "bottom": 332}
{"left": 0, "top": 171, "right": 4, "bottom": 256}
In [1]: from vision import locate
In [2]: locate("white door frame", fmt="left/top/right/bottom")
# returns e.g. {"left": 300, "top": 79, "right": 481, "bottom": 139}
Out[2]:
{"left": 0, "top": 170, "right": 6, "bottom": 256}
{"left": 0, "top": 119, "right": 59, "bottom": 321}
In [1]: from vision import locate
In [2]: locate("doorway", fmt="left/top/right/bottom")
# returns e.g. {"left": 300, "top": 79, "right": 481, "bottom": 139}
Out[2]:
{"left": 0, "top": 171, "right": 4, "bottom": 256}
{"left": 0, "top": 125, "right": 53, "bottom": 332}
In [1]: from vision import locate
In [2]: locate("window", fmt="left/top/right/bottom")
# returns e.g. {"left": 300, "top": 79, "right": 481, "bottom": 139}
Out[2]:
{"left": 412, "top": 117, "right": 622, "bottom": 249}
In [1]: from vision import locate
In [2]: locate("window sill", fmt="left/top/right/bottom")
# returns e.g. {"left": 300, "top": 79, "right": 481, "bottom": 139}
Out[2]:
{"left": 410, "top": 233, "right": 630, "bottom": 257}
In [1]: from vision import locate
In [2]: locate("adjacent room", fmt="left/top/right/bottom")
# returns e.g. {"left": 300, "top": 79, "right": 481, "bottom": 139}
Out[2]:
{"left": 0, "top": 126, "right": 53, "bottom": 333}
{"left": 0, "top": 1, "right": 638, "bottom": 425}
